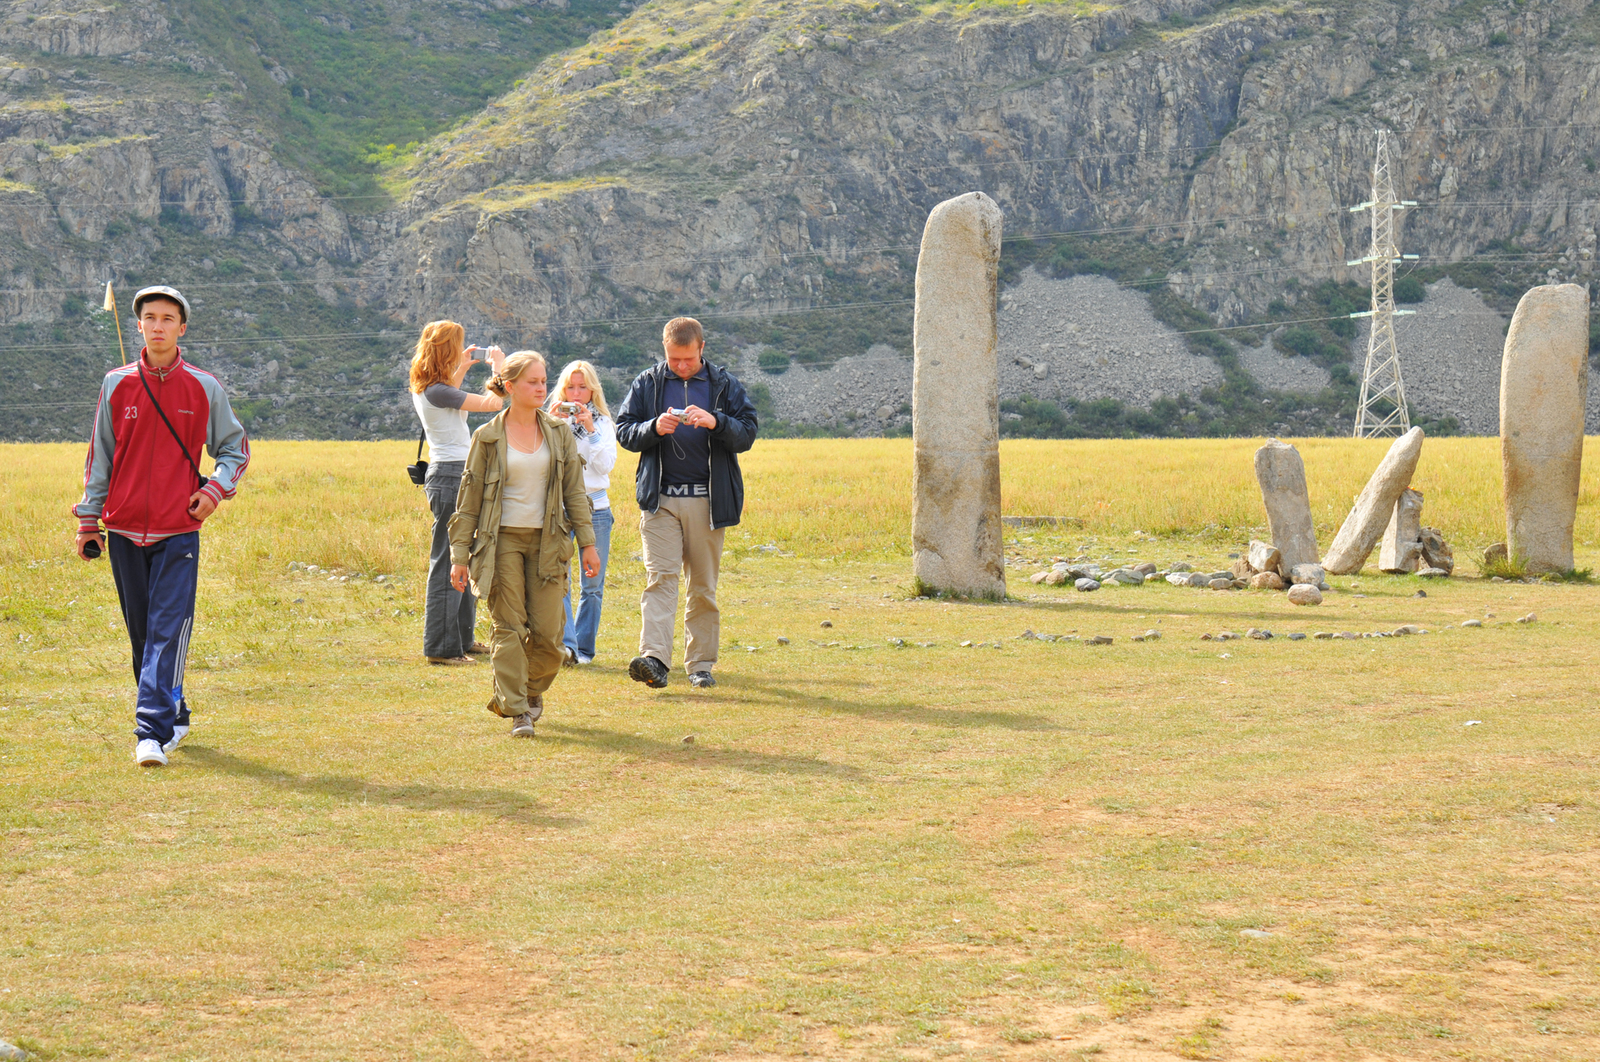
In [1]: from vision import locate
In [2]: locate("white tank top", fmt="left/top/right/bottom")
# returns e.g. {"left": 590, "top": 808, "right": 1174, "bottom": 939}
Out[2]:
{"left": 499, "top": 437, "right": 550, "bottom": 529}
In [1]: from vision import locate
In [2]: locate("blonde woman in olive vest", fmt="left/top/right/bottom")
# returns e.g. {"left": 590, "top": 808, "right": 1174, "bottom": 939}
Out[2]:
{"left": 449, "top": 351, "right": 599, "bottom": 737}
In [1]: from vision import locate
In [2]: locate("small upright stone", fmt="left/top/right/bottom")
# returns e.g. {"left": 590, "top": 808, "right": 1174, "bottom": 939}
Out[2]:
{"left": 1380, "top": 489, "right": 1425, "bottom": 573}
{"left": 1323, "top": 427, "right": 1425, "bottom": 575}
{"left": 1482, "top": 542, "right": 1508, "bottom": 569}
{"left": 1249, "top": 571, "right": 1285, "bottom": 590}
{"left": 1419, "top": 527, "right": 1454, "bottom": 573}
{"left": 911, "top": 191, "right": 1006, "bottom": 597}
{"left": 1501, "top": 283, "right": 1589, "bottom": 573}
{"left": 1254, "top": 438, "right": 1320, "bottom": 572}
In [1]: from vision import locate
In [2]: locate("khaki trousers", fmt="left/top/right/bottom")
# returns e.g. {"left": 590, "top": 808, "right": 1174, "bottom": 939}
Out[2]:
{"left": 488, "top": 527, "right": 567, "bottom": 717}
{"left": 639, "top": 495, "right": 724, "bottom": 673}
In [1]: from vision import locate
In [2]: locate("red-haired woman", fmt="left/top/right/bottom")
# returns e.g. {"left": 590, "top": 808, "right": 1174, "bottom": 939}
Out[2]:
{"left": 409, "top": 320, "right": 503, "bottom": 665}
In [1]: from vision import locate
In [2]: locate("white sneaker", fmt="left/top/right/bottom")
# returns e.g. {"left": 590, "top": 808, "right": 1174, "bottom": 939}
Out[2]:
{"left": 163, "top": 724, "right": 189, "bottom": 753}
{"left": 135, "top": 739, "right": 168, "bottom": 767}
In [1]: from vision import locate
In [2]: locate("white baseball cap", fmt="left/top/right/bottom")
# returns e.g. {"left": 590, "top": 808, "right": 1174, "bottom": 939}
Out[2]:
{"left": 132, "top": 285, "right": 191, "bottom": 323}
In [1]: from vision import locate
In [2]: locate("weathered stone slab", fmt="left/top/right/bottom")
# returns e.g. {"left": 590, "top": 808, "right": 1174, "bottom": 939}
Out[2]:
{"left": 1288, "top": 562, "right": 1325, "bottom": 586}
{"left": 1379, "top": 488, "right": 1425, "bottom": 573}
{"left": 1247, "top": 539, "right": 1282, "bottom": 574}
{"left": 1500, "top": 283, "right": 1589, "bottom": 573}
{"left": 1419, "top": 527, "right": 1453, "bottom": 573}
{"left": 1254, "top": 438, "right": 1319, "bottom": 573}
{"left": 1322, "top": 427, "right": 1425, "bottom": 575}
{"left": 911, "top": 192, "right": 1005, "bottom": 596}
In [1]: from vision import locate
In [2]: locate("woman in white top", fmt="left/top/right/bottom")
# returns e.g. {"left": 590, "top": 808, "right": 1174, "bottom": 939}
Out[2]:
{"left": 409, "top": 320, "right": 503, "bottom": 665}
{"left": 547, "top": 360, "right": 618, "bottom": 664}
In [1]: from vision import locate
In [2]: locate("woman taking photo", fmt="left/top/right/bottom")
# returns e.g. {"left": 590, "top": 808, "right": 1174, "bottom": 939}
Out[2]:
{"left": 547, "top": 360, "right": 617, "bottom": 665}
{"left": 449, "top": 351, "right": 600, "bottom": 737}
{"left": 409, "top": 320, "right": 503, "bottom": 665}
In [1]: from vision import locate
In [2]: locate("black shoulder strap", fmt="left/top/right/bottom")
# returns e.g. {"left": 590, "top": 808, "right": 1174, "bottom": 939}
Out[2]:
{"left": 137, "top": 365, "right": 206, "bottom": 490}
{"left": 416, "top": 428, "right": 426, "bottom": 462}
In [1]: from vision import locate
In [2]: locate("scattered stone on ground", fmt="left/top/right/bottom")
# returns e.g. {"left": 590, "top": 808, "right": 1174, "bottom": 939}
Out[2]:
{"left": 1416, "top": 567, "right": 1451, "bottom": 578}
{"left": 1288, "top": 562, "right": 1326, "bottom": 586}
{"left": 1249, "top": 571, "right": 1286, "bottom": 590}
{"left": 1517, "top": 612, "right": 1538, "bottom": 623}
{"left": 1076, "top": 578, "right": 1101, "bottom": 592}
{"left": 911, "top": 191, "right": 1006, "bottom": 597}
{"left": 776, "top": 636, "right": 790, "bottom": 645}
{"left": 820, "top": 620, "right": 832, "bottom": 628}
{"left": 1239, "top": 929, "right": 1274, "bottom": 940}
{"left": 1414, "top": 590, "right": 1428, "bottom": 597}
{"left": 0, "top": 1042, "right": 26, "bottom": 1062}
{"left": 1208, "top": 577, "right": 1233, "bottom": 590}
{"left": 681, "top": 735, "right": 696, "bottom": 745}
{"left": 1483, "top": 542, "right": 1509, "bottom": 568}
{"left": 1500, "top": 283, "right": 1589, "bottom": 573}
{"left": 1287, "top": 632, "right": 1307, "bottom": 640}
{"left": 1132, "top": 629, "right": 1161, "bottom": 642}
{"left": 1314, "top": 631, "right": 1332, "bottom": 639}
{"left": 1323, "top": 427, "right": 1425, "bottom": 574}
{"left": 1087, "top": 635, "right": 1114, "bottom": 645}
{"left": 1462, "top": 619, "right": 1482, "bottom": 627}
{"left": 1288, "top": 584, "right": 1323, "bottom": 605}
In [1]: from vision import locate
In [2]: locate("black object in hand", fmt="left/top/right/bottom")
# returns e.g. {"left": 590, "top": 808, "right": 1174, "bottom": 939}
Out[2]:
{"left": 82, "top": 540, "right": 102, "bottom": 559}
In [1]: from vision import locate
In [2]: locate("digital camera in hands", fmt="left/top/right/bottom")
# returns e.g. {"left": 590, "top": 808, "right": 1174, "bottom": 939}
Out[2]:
{"left": 558, "top": 402, "right": 583, "bottom": 415}
{"left": 667, "top": 407, "right": 688, "bottom": 418}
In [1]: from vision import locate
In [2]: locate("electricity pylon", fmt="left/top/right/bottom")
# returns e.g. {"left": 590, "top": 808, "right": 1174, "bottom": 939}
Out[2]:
{"left": 1348, "top": 130, "right": 1418, "bottom": 438}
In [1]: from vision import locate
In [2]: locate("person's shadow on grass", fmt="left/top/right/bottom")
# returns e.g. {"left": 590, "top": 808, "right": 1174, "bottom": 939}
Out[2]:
{"left": 183, "top": 746, "right": 581, "bottom": 828}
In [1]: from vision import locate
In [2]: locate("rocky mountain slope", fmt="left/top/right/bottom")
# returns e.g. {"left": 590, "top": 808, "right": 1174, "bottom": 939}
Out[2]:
{"left": 3, "top": 0, "right": 1598, "bottom": 441}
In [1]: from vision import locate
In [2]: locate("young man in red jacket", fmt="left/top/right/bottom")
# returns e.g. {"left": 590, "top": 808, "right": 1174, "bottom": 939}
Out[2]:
{"left": 73, "top": 286, "right": 251, "bottom": 767}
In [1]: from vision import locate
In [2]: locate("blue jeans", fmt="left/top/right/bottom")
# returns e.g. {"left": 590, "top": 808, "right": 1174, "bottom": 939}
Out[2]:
{"left": 423, "top": 461, "right": 477, "bottom": 658}
{"left": 562, "top": 502, "right": 613, "bottom": 660}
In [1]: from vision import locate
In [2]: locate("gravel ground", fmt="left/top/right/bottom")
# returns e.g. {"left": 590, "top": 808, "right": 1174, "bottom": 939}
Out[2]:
{"left": 995, "top": 270, "right": 1222, "bottom": 405}
{"left": 736, "top": 272, "right": 1599, "bottom": 435}
{"left": 1236, "top": 337, "right": 1332, "bottom": 393}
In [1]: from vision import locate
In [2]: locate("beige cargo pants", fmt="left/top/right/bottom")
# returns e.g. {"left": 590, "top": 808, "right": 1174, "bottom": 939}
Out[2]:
{"left": 488, "top": 527, "right": 567, "bottom": 717}
{"left": 639, "top": 495, "right": 724, "bottom": 674}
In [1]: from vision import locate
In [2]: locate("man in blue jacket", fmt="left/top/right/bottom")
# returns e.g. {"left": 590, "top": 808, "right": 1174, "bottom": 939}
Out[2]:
{"left": 614, "top": 317, "right": 759, "bottom": 689}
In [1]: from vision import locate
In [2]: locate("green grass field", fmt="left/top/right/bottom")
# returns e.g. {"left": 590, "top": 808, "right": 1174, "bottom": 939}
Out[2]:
{"left": 2, "top": 438, "right": 1597, "bottom": 1061}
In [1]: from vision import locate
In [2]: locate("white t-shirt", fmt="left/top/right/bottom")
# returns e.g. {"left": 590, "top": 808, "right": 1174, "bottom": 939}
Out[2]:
{"left": 500, "top": 437, "right": 550, "bottom": 529}
{"left": 412, "top": 383, "right": 471, "bottom": 463}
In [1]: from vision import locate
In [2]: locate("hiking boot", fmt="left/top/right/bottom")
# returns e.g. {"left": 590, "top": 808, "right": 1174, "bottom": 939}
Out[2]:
{"left": 689, "top": 671, "right": 716, "bottom": 689}
{"left": 511, "top": 712, "right": 535, "bottom": 738}
{"left": 628, "top": 655, "right": 669, "bottom": 688}
{"left": 162, "top": 724, "right": 189, "bottom": 754}
{"left": 427, "top": 655, "right": 474, "bottom": 666}
{"left": 526, "top": 693, "right": 544, "bottom": 722}
{"left": 135, "top": 739, "right": 167, "bottom": 767}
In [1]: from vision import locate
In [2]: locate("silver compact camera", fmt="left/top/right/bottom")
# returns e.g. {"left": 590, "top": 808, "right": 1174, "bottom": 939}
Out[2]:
{"left": 558, "top": 402, "right": 582, "bottom": 414}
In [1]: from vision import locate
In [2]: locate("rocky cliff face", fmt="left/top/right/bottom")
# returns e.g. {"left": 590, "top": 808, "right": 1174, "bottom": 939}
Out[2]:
{"left": 373, "top": 0, "right": 1600, "bottom": 336}
{"left": 2, "top": 0, "right": 1597, "bottom": 440}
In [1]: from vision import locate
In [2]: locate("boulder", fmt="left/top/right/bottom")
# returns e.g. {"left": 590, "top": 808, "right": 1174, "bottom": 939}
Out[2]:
{"left": 1482, "top": 542, "right": 1508, "bottom": 569}
{"left": 1131, "top": 562, "right": 1158, "bottom": 576}
{"left": 1107, "top": 569, "right": 1145, "bottom": 585}
{"left": 1419, "top": 527, "right": 1454, "bottom": 573}
{"left": 1230, "top": 558, "right": 1255, "bottom": 580}
{"left": 1247, "top": 539, "right": 1283, "bottom": 576}
{"left": 1249, "top": 571, "right": 1286, "bottom": 590}
{"left": 1288, "top": 562, "right": 1325, "bottom": 586}
{"left": 1379, "top": 489, "right": 1425, "bottom": 573}
{"left": 1165, "top": 572, "right": 1191, "bottom": 586}
{"left": 1075, "top": 577, "right": 1101, "bottom": 592}
{"left": 1207, "top": 577, "right": 1233, "bottom": 590}
{"left": 1254, "top": 438, "right": 1321, "bottom": 572}
{"left": 1500, "top": 283, "right": 1589, "bottom": 573}
{"left": 911, "top": 192, "right": 1005, "bottom": 597}
{"left": 1287, "top": 584, "right": 1323, "bottom": 605}
{"left": 1323, "top": 427, "right": 1425, "bottom": 575}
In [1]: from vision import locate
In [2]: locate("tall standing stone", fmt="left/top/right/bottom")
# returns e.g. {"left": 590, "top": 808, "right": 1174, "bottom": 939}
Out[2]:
{"left": 1379, "top": 488, "right": 1424, "bottom": 573}
{"left": 1253, "top": 438, "right": 1319, "bottom": 574}
{"left": 1322, "top": 427, "right": 1425, "bottom": 575}
{"left": 912, "top": 192, "right": 1005, "bottom": 597}
{"left": 1500, "top": 283, "right": 1589, "bottom": 573}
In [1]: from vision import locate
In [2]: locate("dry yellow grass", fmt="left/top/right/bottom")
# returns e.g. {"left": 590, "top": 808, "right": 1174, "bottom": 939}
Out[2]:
{"left": 2, "top": 436, "right": 1598, "bottom": 1062}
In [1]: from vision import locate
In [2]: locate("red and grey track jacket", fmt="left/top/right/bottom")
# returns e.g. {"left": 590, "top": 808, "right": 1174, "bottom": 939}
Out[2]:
{"left": 73, "top": 349, "right": 251, "bottom": 546}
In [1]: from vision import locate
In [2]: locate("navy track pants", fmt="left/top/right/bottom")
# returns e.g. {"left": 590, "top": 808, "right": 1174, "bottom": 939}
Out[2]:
{"left": 108, "top": 531, "right": 199, "bottom": 746}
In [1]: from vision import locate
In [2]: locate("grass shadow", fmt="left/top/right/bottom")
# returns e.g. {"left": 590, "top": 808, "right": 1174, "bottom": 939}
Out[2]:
{"left": 183, "top": 746, "right": 580, "bottom": 827}
{"left": 537, "top": 724, "right": 870, "bottom": 780}
{"left": 729, "top": 676, "right": 1062, "bottom": 732}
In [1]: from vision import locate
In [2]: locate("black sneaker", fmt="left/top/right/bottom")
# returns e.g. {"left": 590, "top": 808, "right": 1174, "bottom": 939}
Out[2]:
{"left": 628, "top": 655, "right": 669, "bottom": 688}
{"left": 689, "top": 671, "right": 716, "bottom": 689}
